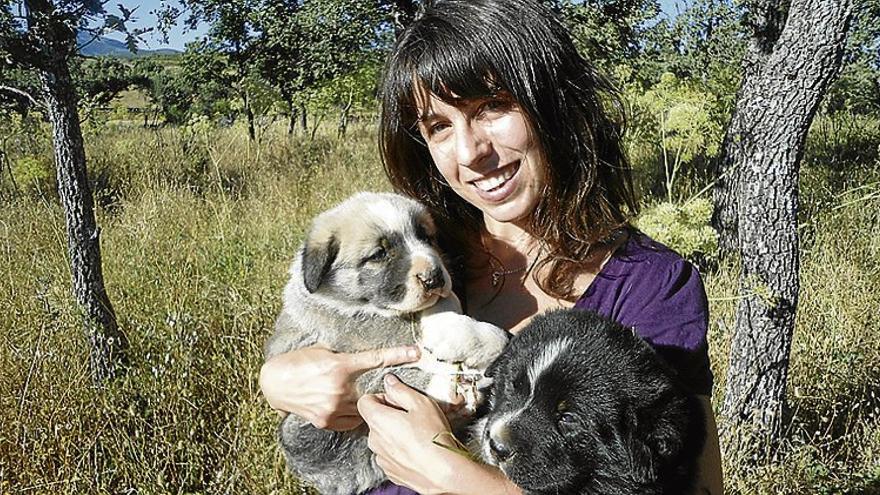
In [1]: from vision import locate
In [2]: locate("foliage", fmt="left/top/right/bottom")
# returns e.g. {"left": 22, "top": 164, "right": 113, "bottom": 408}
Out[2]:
{"left": 307, "top": 61, "right": 383, "bottom": 115}
{"left": 548, "top": 0, "right": 663, "bottom": 70}
{"left": 178, "top": 42, "right": 238, "bottom": 119}
{"left": 636, "top": 198, "right": 719, "bottom": 261}
{"left": 824, "top": 0, "right": 880, "bottom": 114}
{"left": 643, "top": 0, "right": 744, "bottom": 89}
{"left": 624, "top": 72, "right": 725, "bottom": 201}
{"left": 10, "top": 154, "right": 55, "bottom": 191}
{"left": 255, "top": 0, "right": 385, "bottom": 114}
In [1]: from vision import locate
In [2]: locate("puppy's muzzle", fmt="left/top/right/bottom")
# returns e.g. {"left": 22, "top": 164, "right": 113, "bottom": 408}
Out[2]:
{"left": 487, "top": 424, "right": 516, "bottom": 463}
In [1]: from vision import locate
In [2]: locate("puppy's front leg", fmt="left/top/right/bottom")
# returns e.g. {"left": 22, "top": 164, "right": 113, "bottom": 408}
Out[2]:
{"left": 419, "top": 294, "right": 509, "bottom": 370}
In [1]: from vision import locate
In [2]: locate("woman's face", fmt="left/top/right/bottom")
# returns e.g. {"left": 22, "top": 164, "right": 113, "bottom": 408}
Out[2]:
{"left": 415, "top": 89, "right": 547, "bottom": 227}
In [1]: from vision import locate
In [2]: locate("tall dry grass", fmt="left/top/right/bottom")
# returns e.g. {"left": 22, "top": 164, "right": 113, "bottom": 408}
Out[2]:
{"left": 1, "top": 114, "right": 878, "bottom": 493}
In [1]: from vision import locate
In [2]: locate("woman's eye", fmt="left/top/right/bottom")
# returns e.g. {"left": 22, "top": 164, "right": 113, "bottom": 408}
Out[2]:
{"left": 428, "top": 122, "right": 450, "bottom": 136}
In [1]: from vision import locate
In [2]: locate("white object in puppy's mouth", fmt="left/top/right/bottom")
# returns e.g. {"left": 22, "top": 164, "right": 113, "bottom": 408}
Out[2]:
{"left": 470, "top": 162, "right": 519, "bottom": 193}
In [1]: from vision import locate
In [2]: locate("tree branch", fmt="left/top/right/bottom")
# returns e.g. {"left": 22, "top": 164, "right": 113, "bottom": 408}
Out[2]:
{"left": 0, "top": 84, "right": 43, "bottom": 109}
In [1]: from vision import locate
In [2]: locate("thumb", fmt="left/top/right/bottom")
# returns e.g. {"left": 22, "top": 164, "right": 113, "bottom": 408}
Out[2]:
{"left": 346, "top": 346, "right": 421, "bottom": 376}
{"left": 382, "top": 373, "right": 427, "bottom": 412}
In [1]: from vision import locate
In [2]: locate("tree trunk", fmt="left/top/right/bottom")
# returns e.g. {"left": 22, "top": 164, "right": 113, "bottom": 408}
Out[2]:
{"left": 300, "top": 103, "right": 308, "bottom": 133}
{"left": 287, "top": 100, "right": 298, "bottom": 135}
{"left": 337, "top": 91, "right": 353, "bottom": 138}
{"left": 244, "top": 90, "right": 256, "bottom": 142}
{"left": 40, "top": 59, "right": 128, "bottom": 385}
{"left": 720, "top": 0, "right": 851, "bottom": 445}
{"left": 712, "top": 0, "right": 788, "bottom": 254}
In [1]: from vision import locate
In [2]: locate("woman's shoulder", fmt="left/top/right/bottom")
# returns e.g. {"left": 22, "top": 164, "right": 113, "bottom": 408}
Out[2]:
{"left": 578, "top": 231, "right": 713, "bottom": 395}
{"left": 576, "top": 230, "right": 708, "bottom": 341}
{"left": 598, "top": 231, "right": 699, "bottom": 285}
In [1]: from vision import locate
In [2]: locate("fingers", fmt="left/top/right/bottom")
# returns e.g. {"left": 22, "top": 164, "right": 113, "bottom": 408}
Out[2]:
{"left": 382, "top": 373, "right": 432, "bottom": 412}
{"left": 358, "top": 392, "right": 396, "bottom": 424}
{"left": 346, "top": 346, "right": 421, "bottom": 376}
{"left": 438, "top": 393, "right": 466, "bottom": 416}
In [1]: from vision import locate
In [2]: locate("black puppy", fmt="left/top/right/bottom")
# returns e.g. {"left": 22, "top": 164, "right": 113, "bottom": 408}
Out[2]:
{"left": 473, "top": 309, "right": 705, "bottom": 495}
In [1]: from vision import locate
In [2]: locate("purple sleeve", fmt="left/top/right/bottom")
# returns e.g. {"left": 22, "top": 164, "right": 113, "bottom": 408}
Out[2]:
{"left": 575, "top": 239, "right": 713, "bottom": 396}
{"left": 359, "top": 482, "right": 418, "bottom": 495}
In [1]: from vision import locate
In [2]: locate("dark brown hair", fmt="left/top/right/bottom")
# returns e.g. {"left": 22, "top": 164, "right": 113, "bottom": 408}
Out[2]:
{"left": 379, "top": 0, "right": 638, "bottom": 299}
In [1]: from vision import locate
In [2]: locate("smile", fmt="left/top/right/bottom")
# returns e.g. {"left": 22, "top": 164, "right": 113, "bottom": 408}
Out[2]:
{"left": 471, "top": 162, "right": 520, "bottom": 192}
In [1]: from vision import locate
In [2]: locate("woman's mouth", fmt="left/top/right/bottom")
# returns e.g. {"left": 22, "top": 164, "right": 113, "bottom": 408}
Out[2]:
{"left": 471, "top": 162, "right": 520, "bottom": 202}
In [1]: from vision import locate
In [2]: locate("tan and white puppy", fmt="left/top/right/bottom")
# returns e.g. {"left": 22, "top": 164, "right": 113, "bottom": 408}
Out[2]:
{"left": 264, "top": 192, "right": 509, "bottom": 495}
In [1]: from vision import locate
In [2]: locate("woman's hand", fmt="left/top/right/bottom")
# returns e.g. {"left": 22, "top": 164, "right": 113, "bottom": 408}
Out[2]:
{"left": 259, "top": 346, "right": 420, "bottom": 431}
{"left": 358, "top": 374, "right": 520, "bottom": 495}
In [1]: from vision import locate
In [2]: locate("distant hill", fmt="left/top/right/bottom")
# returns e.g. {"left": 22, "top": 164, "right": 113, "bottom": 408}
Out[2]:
{"left": 77, "top": 32, "right": 181, "bottom": 58}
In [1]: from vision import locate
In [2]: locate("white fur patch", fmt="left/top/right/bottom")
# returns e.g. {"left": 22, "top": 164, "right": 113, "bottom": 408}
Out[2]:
{"left": 489, "top": 337, "right": 572, "bottom": 439}
{"left": 527, "top": 337, "right": 572, "bottom": 396}
{"left": 365, "top": 199, "right": 409, "bottom": 233}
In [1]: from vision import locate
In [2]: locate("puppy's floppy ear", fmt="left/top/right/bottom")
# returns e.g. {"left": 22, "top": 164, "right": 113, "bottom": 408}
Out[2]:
{"left": 301, "top": 232, "right": 339, "bottom": 293}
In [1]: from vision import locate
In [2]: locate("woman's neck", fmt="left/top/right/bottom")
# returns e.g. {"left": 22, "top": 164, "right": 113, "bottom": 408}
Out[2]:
{"left": 481, "top": 216, "right": 539, "bottom": 267}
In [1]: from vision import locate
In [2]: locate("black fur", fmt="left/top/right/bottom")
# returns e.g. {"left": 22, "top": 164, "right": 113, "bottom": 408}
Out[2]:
{"left": 477, "top": 309, "right": 705, "bottom": 495}
{"left": 302, "top": 234, "right": 339, "bottom": 293}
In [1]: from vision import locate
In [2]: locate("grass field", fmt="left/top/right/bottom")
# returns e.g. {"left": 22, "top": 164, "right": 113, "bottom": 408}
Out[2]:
{"left": 1, "top": 115, "right": 879, "bottom": 493}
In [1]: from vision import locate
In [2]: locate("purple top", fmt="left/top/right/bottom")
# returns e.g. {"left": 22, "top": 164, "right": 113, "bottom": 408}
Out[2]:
{"left": 363, "top": 233, "right": 712, "bottom": 495}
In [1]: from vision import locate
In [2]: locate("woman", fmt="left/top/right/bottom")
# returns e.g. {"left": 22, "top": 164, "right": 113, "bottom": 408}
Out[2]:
{"left": 260, "top": 0, "right": 723, "bottom": 493}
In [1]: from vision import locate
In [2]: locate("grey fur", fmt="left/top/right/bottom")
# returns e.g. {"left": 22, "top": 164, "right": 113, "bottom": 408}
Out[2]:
{"left": 265, "top": 192, "right": 509, "bottom": 495}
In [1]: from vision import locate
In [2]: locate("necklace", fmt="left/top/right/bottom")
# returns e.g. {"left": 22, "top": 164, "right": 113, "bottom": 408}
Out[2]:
{"left": 490, "top": 264, "right": 527, "bottom": 287}
{"left": 480, "top": 231, "right": 535, "bottom": 287}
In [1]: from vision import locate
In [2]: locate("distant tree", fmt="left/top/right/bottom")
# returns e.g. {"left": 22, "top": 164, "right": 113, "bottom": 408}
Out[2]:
{"left": 713, "top": 0, "right": 853, "bottom": 446}
{"left": 825, "top": 0, "right": 880, "bottom": 113}
{"left": 69, "top": 56, "right": 152, "bottom": 123}
{"left": 179, "top": 41, "right": 238, "bottom": 119}
{"left": 0, "top": 0, "right": 139, "bottom": 384}
{"left": 644, "top": 0, "right": 745, "bottom": 98}
{"left": 255, "top": 0, "right": 384, "bottom": 134}
{"left": 549, "top": 0, "right": 663, "bottom": 71}
{"left": 180, "top": 0, "right": 262, "bottom": 140}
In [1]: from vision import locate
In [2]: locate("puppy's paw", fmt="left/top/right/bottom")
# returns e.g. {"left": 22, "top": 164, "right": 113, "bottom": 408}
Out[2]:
{"left": 462, "top": 321, "right": 509, "bottom": 369}
{"left": 419, "top": 312, "right": 476, "bottom": 364}
{"left": 419, "top": 313, "right": 509, "bottom": 368}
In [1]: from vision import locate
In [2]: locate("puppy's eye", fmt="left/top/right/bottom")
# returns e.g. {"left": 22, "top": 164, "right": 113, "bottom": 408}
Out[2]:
{"left": 558, "top": 411, "right": 577, "bottom": 425}
{"left": 513, "top": 373, "right": 528, "bottom": 393}
{"left": 366, "top": 247, "right": 387, "bottom": 262}
{"left": 414, "top": 223, "right": 433, "bottom": 243}
{"left": 557, "top": 400, "right": 577, "bottom": 426}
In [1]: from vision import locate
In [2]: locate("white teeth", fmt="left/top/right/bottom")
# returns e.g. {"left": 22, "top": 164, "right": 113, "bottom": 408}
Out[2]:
{"left": 473, "top": 166, "right": 516, "bottom": 192}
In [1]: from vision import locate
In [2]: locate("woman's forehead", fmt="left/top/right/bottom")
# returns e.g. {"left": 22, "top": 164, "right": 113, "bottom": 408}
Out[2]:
{"left": 411, "top": 78, "right": 503, "bottom": 118}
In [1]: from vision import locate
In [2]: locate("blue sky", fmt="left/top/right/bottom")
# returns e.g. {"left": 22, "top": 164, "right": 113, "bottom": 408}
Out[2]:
{"left": 105, "top": 0, "right": 682, "bottom": 51}
{"left": 102, "top": 0, "right": 208, "bottom": 51}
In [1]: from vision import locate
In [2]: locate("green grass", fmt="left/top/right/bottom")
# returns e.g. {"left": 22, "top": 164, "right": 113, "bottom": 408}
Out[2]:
{"left": 1, "top": 115, "right": 879, "bottom": 493}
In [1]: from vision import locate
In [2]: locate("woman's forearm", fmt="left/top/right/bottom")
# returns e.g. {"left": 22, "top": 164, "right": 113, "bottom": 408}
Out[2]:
{"left": 696, "top": 395, "right": 724, "bottom": 495}
{"left": 427, "top": 449, "right": 522, "bottom": 495}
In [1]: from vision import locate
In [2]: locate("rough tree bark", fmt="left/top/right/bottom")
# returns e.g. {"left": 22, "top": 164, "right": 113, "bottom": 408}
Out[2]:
{"left": 719, "top": 0, "right": 851, "bottom": 445}
{"left": 20, "top": 0, "right": 129, "bottom": 384}
{"left": 712, "top": 0, "right": 788, "bottom": 254}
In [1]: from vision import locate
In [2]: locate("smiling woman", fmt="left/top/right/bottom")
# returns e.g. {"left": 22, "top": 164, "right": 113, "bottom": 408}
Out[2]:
{"left": 414, "top": 92, "right": 547, "bottom": 226}
{"left": 259, "top": 0, "right": 723, "bottom": 494}
{"left": 379, "top": 0, "right": 636, "bottom": 302}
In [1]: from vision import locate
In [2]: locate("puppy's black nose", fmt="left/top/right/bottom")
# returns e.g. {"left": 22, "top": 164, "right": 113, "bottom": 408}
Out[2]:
{"left": 417, "top": 268, "right": 444, "bottom": 291}
{"left": 489, "top": 436, "right": 513, "bottom": 462}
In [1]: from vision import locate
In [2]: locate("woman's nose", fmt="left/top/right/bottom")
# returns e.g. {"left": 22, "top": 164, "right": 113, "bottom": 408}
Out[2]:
{"left": 454, "top": 123, "right": 491, "bottom": 168}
